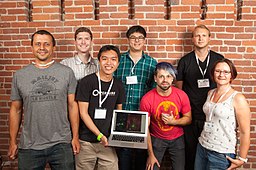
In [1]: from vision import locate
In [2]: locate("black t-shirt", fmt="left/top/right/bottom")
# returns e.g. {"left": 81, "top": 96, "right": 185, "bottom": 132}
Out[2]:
{"left": 177, "top": 50, "right": 224, "bottom": 121}
{"left": 76, "top": 73, "right": 125, "bottom": 142}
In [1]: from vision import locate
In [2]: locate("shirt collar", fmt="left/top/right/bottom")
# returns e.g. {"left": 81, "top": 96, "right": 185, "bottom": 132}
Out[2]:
{"left": 126, "top": 50, "right": 146, "bottom": 60}
{"left": 74, "top": 54, "right": 93, "bottom": 65}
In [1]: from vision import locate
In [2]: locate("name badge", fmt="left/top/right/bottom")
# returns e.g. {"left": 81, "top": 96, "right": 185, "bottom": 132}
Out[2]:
{"left": 197, "top": 79, "right": 210, "bottom": 88}
{"left": 204, "top": 121, "right": 214, "bottom": 132}
{"left": 94, "top": 108, "right": 107, "bottom": 119}
{"left": 126, "top": 76, "right": 138, "bottom": 85}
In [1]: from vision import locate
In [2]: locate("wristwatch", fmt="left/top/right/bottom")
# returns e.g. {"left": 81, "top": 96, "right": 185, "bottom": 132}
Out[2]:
{"left": 238, "top": 156, "right": 248, "bottom": 163}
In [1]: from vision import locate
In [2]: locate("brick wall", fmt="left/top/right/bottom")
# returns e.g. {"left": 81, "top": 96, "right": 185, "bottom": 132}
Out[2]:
{"left": 0, "top": 0, "right": 255, "bottom": 169}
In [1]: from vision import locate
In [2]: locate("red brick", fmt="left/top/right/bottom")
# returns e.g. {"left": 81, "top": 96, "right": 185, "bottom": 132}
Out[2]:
{"left": 8, "top": 9, "right": 26, "bottom": 15}
{"left": 33, "top": 1, "right": 51, "bottom": 6}
{"left": 0, "top": 2, "right": 17, "bottom": 8}
{"left": 0, "top": 1, "right": 255, "bottom": 169}
{"left": 109, "top": 0, "right": 127, "bottom": 5}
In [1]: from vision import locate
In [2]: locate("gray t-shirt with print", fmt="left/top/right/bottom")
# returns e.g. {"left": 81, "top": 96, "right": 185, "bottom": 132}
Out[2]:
{"left": 11, "top": 62, "right": 77, "bottom": 150}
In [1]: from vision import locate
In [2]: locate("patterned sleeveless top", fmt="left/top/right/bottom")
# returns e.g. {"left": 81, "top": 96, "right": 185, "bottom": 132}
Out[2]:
{"left": 199, "top": 89, "right": 238, "bottom": 153}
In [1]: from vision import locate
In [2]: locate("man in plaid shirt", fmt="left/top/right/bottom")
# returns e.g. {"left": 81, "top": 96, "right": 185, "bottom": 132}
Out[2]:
{"left": 114, "top": 25, "right": 157, "bottom": 170}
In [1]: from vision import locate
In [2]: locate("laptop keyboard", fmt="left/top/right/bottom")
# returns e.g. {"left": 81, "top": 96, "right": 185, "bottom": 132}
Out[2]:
{"left": 112, "top": 135, "right": 144, "bottom": 143}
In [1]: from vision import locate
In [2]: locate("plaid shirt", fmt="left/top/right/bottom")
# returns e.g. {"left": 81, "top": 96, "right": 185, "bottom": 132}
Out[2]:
{"left": 114, "top": 51, "right": 157, "bottom": 111}
{"left": 60, "top": 54, "right": 99, "bottom": 81}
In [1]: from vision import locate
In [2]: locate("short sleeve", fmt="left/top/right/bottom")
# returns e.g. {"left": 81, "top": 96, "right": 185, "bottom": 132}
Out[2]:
{"left": 68, "top": 69, "right": 77, "bottom": 94}
{"left": 140, "top": 95, "right": 152, "bottom": 117}
{"left": 76, "top": 75, "right": 93, "bottom": 102}
{"left": 10, "top": 73, "right": 21, "bottom": 101}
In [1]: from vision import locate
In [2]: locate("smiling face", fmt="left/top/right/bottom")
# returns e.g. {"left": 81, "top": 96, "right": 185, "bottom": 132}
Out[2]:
{"left": 75, "top": 32, "right": 93, "bottom": 54}
{"left": 128, "top": 32, "right": 146, "bottom": 52}
{"left": 213, "top": 62, "right": 232, "bottom": 85}
{"left": 99, "top": 50, "right": 119, "bottom": 76}
{"left": 155, "top": 69, "right": 174, "bottom": 92}
{"left": 31, "top": 34, "right": 55, "bottom": 63}
{"left": 192, "top": 28, "right": 210, "bottom": 50}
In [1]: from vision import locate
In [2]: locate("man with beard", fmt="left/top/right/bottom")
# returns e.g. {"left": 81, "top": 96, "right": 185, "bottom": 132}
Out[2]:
{"left": 140, "top": 62, "right": 192, "bottom": 170}
{"left": 61, "top": 27, "right": 98, "bottom": 81}
{"left": 8, "top": 30, "right": 79, "bottom": 169}
{"left": 176, "top": 25, "right": 224, "bottom": 170}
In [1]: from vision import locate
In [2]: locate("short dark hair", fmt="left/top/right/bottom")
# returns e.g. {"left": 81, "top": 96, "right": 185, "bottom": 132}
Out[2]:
{"left": 97, "top": 45, "right": 121, "bottom": 61}
{"left": 31, "top": 30, "right": 56, "bottom": 46}
{"left": 126, "top": 25, "right": 147, "bottom": 38}
{"left": 154, "top": 62, "right": 177, "bottom": 80}
{"left": 75, "top": 27, "right": 93, "bottom": 40}
{"left": 210, "top": 58, "right": 237, "bottom": 83}
{"left": 192, "top": 24, "right": 211, "bottom": 37}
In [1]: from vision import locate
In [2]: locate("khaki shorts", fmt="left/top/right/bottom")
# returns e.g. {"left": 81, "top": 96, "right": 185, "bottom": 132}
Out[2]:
{"left": 76, "top": 140, "right": 118, "bottom": 170}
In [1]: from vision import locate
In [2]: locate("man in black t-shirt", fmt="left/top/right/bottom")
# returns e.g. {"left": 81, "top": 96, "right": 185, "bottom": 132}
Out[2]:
{"left": 176, "top": 25, "right": 224, "bottom": 170}
{"left": 76, "top": 45, "right": 125, "bottom": 170}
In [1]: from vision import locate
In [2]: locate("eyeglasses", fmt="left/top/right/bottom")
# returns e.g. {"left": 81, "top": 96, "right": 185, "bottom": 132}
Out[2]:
{"left": 129, "top": 36, "right": 145, "bottom": 41}
{"left": 214, "top": 70, "right": 231, "bottom": 75}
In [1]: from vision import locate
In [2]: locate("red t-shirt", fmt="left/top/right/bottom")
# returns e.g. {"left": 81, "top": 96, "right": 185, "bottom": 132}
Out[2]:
{"left": 140, "top": 87, "right": 191, "bottom": 140}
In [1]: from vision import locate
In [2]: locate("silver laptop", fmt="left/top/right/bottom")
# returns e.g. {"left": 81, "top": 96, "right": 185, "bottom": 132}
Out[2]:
{"left": 108, "top": 110, "right": 149, "bottom": 149}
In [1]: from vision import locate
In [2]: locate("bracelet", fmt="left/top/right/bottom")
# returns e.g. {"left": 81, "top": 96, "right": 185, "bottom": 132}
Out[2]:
{"left": 97, "top": 133, "right": 104, "bottom": 141}
{"left": 238, "top": 156, "right": 248, "bottom": 163}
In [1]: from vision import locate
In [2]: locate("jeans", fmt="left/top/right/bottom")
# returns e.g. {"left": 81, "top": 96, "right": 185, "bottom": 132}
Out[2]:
{"left": 184, "top": 119, "right": 205, "bottom": 170}
{"left": 151, "top": 135, "right": 185, "bottom": 170}
{"left": 194, "top": 143, "right": 236, "bottom": 170}
{"left": 18, "top": 143, "right": 75, "bottom": 170}
{"left": 117, "top": 148, "right": 147, "bottom": 170}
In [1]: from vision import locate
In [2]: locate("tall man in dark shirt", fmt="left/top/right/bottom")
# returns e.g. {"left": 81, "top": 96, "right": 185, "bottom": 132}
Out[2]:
{"left": 176, "top": 25, "right": 224, "bottom": 170}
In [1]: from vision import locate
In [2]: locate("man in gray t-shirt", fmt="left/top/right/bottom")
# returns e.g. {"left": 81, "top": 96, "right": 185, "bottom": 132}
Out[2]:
{"left": 8, "top": 30, "right": 79, "bottom": 170}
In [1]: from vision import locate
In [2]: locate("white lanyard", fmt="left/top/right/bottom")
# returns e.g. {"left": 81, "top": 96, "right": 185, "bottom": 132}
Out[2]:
{"left": 129, "top": 54, "right": 140, "bottom": 75}
{"left": 208, "top": 87, "right": 231, "bottom": 121}
{"left": 131, "top": 63, "right": 137, "bottom": 75}
{"left": 195, "top": 52, "right": 210, "bottom": 78}
{"left": 97, "top": 72, "right": 114, "bottom": 108}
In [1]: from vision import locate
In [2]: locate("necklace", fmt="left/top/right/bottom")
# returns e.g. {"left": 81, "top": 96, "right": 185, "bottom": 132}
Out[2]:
{"left": 32, "top": 60, "right": 55, "bottom": 67}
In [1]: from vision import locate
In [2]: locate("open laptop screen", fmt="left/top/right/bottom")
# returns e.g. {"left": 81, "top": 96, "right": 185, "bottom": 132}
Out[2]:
{"left": 114, "top": 111, "right": 147, "bottom": 134}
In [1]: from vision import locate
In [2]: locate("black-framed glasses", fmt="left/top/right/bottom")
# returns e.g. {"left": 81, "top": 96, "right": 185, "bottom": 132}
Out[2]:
{"left": 129, "top": 36, "right": 145, "bottom": 41}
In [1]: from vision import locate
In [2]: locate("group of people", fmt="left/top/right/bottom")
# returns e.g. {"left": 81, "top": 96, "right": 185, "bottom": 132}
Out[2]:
{"left": 8, "top": 24, "right": 250, "bottom": 170}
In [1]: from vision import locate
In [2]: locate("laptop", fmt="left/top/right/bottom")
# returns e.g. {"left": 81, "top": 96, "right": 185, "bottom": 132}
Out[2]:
{"left": 108, "top": 110, "right": 149, "bottom": 149}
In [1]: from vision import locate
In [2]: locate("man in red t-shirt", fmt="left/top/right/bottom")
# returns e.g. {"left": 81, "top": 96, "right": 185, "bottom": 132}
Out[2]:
{"left": 140, "top": 62, "right": 192, "bottom": 170}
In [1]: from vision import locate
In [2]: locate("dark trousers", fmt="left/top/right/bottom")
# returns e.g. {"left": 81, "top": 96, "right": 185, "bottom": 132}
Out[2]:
{"left": 151, "top": 135, "right": 185, "bottom": 170}
{"left": 184, "top": 120, "right": 205, "bottom": 170}
{"left": 117, "top": 148, "right": 147, "bottom": 170}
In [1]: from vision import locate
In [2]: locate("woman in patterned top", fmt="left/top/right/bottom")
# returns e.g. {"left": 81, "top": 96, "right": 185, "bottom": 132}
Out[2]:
{"left": 195, "top": 58, "right": 250, "bottom": 170}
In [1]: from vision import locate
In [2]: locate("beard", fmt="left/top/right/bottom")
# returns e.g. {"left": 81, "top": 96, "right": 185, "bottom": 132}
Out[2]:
{"left": 157, "top": 83, "right": 171, "bottom": 91}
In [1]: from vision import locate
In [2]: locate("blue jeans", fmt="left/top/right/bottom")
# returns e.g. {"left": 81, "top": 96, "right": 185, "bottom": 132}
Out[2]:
{"left": 195, "top": 143, "right": 236, "bottom": 170}
{"left": 184, "top": 120, "right": 205, "bottom": 170}
{"left": 151, "top": 135, "right": 185, "bottom": 170}
{"left": 18, "top": 143, "right": 75, "bottom": 170}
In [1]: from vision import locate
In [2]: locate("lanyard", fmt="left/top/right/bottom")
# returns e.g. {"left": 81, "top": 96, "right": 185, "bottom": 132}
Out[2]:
{"left": 131, "top": 63, "right": 137, "bottom": 75}
{"left": 97, "top": 72, "right": 114, "bottom": 108}
{"left": 208, "top": 87, "right": 231, "bottom": 121}
{"left": 129, "top": 54, "right": 140, "bottom": 75}
{"left": 195, "top": 52, "right": 210, "bottom": 78}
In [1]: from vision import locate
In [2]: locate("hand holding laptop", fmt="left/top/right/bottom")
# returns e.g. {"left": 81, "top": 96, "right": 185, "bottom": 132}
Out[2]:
{"left": 100, "top": 135, "right": 109, "bottom": 147}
